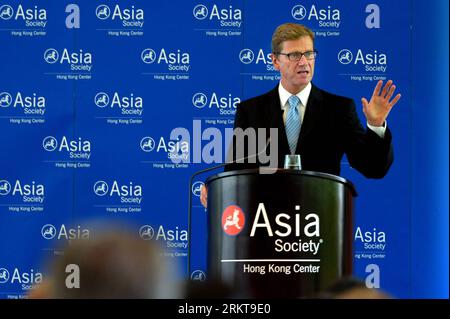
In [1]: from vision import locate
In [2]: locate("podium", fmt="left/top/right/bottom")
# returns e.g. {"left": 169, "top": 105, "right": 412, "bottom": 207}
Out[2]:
{"left": 205, "top": 168, "right": 356, "bottom": 298}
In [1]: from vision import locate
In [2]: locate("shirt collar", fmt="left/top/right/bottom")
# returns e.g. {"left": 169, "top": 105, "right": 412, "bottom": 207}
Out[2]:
{"left": 278, "top": 82, "right": 312, "bottom": 109}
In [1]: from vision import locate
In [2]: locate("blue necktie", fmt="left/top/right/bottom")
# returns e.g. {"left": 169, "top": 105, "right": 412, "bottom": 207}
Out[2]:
{"left": 286, "top": 95, "right": 301, "bottom": 154}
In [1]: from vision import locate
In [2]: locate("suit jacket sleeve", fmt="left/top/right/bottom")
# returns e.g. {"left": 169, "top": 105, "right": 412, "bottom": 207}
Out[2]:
{"left": 342, "top": 99, "right": 393, "bottom": 178}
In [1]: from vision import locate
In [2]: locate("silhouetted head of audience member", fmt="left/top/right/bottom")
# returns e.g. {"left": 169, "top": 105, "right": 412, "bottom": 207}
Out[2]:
{"left": 184, "top": 279, "right": 237, "bottom": 299}
{"left": 31, "top": 229, "right": 182, "bottom": 299}
{"left": 317, "top": 276, "right": 393, "bottom": 299}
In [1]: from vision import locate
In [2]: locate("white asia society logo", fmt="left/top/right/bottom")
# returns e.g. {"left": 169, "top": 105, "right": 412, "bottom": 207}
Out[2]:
{"left": 192, "top": 93, "right": 207, "bottom": 109}
{"left": 239, "top": 49, "right": 254, "bottom": 64}
{"left": 139, "top": 225, "right": 154, "bottom": 240}
{"left": 141, "top": 48, "right": 156, "bottom": 64}
{"left": 96, "top": 5, "right": 111, "bottom": 19}
{"left": 94, "top": 92, "right": 109, "bottom": 107}
{"left": 43, "top": 48, "right": 59, "bottom": 64}
{"left": 42, "top": 136, "right": 58, "bottom": 151}
{"left": 0, "top": 180, "right": 12, "bottom": 195}
{"left": 290, "top": 4, "right": 341, "bottom": 27}
{"left": 291, "top": 5, "right": 307, "bottom": 20}
{"left": 338, "top": 49, "right": 353, "bottom": 64}
{"left": 93, "top": 181, "right": 108, "bottom": 196}
{"left": 43, "top": 48, "right": 93, "bottom": 70}
{"left": 193, "top": 4, "right": 208, "bottom": 20}
{"left": 0, "top": 5, "right": 14, "bottom": 20}
{"left": 0, "top": 92, "right": 12, "bottom": 108}
{"left": 41, "top": 224, "right": 57, "bottom": 240}
{"left": 140, "top": 137, "right": 156, "bottom": 152}
{"left": 190, "top": 270, "right": 206, "bottom": 281}
{"left": 191, "top": 181, "right": 204, "bottom": 197}
{"left": 0, "top": 268, "right": 10, "bottom": 283}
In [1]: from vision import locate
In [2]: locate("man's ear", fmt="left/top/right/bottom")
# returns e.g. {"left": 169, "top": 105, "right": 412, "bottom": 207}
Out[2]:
{"left": 271, "top": 53, "right": 280, "bottom": 71}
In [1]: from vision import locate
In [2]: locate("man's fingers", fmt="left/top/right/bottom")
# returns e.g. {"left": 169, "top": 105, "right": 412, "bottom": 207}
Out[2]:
{"left": 200, "top": 194, "right": 207, "bottom": 208}
{"left": 372, "top": 80, "right": 383, "bottom": 97}
{"left": 385, "top": 85, "right": 396, "bottom": 101}
{"left": 200, "top": 185, "right": 208, "bottom": 208}
{"left": 380, "top": 80, "right": 393, "bottom": 98}
{"left": 389, "top": 94, "right": 401, "bottom": 108}
{"left": 361, "top": 98, "right": 369, "bottom": 114}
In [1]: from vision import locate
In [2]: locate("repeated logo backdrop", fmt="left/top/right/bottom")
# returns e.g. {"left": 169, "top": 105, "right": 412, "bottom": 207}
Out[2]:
{"left": 0, "top": 0, "right": 428, "bottom": 299}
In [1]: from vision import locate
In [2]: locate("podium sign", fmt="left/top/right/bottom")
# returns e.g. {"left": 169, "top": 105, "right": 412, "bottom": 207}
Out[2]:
{"left": 206, "top": 169, "right": 356, "bottom": 298}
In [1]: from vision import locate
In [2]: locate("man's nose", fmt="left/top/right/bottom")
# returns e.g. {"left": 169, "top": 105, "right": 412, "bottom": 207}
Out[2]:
{"left": 297, "top": 54, "right": 308, "bottom": 65}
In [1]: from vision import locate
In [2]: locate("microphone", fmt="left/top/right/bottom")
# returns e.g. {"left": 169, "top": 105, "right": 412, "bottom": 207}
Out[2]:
{"left": 187, "top": 136, "right": 273, "bottom": 277}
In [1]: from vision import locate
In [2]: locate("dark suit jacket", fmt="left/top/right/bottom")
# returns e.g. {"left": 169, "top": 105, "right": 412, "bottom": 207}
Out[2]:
{"left": 225, "top": 84, "right": 393, "bottom": 178}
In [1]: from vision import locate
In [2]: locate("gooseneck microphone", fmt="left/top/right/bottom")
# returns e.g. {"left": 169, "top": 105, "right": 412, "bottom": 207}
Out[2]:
{"left": 187, "top": 137, "right": 272, "bottom": 277}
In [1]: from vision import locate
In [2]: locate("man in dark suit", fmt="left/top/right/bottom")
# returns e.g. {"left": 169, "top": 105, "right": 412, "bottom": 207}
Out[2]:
{"left": 200, "top": 23, "right": 401, "bottom": 207}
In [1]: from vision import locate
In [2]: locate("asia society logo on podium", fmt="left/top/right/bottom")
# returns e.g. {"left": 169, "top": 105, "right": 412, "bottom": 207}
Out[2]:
{"left": 222, "top": 205, "right": 245, "bottom": 236}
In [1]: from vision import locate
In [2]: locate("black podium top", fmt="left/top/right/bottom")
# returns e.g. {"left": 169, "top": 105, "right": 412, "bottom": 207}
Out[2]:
{"left": 206, "top": 168, "right": 357, "bottom": 196}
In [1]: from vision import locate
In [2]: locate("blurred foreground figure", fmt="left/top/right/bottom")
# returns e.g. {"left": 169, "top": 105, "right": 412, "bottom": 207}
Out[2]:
{"left": 318, "top": 276, "right": 392, "bottom": 299}
{"left": 30, "top": 230, "right": 181, "bottom": 299}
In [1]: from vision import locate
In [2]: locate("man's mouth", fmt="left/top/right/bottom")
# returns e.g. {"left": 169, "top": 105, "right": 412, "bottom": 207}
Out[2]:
{"left": 297, "top": 70, "right": 309, "bottom": 75}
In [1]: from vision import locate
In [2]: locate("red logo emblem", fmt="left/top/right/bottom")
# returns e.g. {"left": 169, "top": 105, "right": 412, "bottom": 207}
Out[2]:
{"left": 221, "top": 205, "right": 245, "bottom": 236}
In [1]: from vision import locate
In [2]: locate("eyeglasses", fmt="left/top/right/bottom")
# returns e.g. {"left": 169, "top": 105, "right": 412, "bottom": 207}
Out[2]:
{"left": 276, "top": 50, "right": 318, "bottom": 62}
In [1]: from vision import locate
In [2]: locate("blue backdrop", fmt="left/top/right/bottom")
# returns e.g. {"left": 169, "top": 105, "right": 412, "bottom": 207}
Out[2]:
{"left": 0, "top": 0, "right": 448, "bottom": 299}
